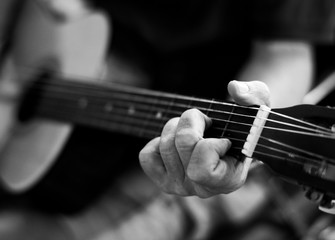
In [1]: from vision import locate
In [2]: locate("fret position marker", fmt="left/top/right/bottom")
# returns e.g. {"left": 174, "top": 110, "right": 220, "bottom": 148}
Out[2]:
{"left": 104, "top": 103, "right": 113, "bottom": 112}
{"left": 128, "top": 106, "right": 135, "bottom": 115}
{"left": 78, "top": 98, "right": 88, "bottom": 108}
{"left": 155, "top": 112, "right": 162, "bottom": 119}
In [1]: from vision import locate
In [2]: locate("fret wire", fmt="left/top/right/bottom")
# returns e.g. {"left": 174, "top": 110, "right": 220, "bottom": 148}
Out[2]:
{"left": 45, "top": 85, "right": 333, "bottom": 136}
{"left": 35, "top": 96, "right": 334, "bottom": 163}
{"left": 29, "top": 74, "right": 240, "bottom": 110}
{"left": 17, "top": 69, "right": 335, "bottom": 168}
{"left": 30, "top": 78, "right": 333, "bottom": 133}
{"left": 138, "top": 94, "right": 159, "bottom": 138}
{"left": 187, "top": 97, "right": 193, "bottom": 110}
{"left": 39, "top": 87, "right": 240, "bottom": 118}
{"left": 34, "top": 102, "right": 335, "bottom": 166}
{"left": 158, "top": 95, "right": 175, "bottom": 132}
{"left": 36, "top": 106, "right": 335, "bottom": 167}
{"left": 33, "top": 93, "right": 335, "bottom": 140}
{"left": 34, "top": 97, "right": 179, "bottom": 127}
{"left": 30, "top": 86, "right": 244, "bottom": 118}
{"left": 206, "top": 98, "right": 214, "bottom": 118}
{"left": 151, "top": 93, "right": 166, "bottom": 136}
{"left": 26, "top": 79, "right": 335, "bottom": 139}
{"left": 221, "top": 104, "right": 235, "bottom": 138}
{"left": 35, "top": 82, "right": 334, "bottom": 135}
{"left": 31, "top": 78, "right": 260, "bottom": 114}
{"left": 36, "top": 105, "right": 164, "bottom": 138}
{"left": 35, "top": 99, "right": 251, "bottom": 140}
{"left": 31, "top": 89, "right": 257, "bottom": 122}
{"left": 37, "top": 98, "right": 253, "bottom": 135}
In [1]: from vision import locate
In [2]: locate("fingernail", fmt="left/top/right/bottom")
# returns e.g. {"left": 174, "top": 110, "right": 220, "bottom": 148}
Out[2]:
{"left": 236, "top": 81, "right": 249, "bottom": 93}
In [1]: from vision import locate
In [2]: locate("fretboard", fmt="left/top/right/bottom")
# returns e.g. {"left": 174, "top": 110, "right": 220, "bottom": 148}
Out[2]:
{"left": 18, "top": 75, "right": 335, "bottom": 199}
{"left": 19, "top": 76, "right": 259, "bottom": 156}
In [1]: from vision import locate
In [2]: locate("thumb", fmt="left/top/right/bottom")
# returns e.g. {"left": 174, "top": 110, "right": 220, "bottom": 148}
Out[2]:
{"left": 36, "top": 0, "right": 94, "bottom": 21}
{"left": 227, "top": 80, "right": 271, "bottom": 107}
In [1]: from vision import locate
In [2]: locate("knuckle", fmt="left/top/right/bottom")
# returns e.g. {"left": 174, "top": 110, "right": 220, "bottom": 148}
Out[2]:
{"left": 179, "top": 109, "right": 203, "bottom": 127}
{"left": 160, "top": 133, "right": 173, "bottom": 146}
{"left": 175, "top": 128, "right": 200, "bottom": 149}
{"left": 250, "top": 81, "right": 271, "bottom": 105}
{"left": 159, "top": 134, "right": 175, "bottom": 155}
{"left": 163, "top": 117, "right": 179, "bottom": 131}
{"left": 182, "top": 108, "right": 202, "bottom": 118}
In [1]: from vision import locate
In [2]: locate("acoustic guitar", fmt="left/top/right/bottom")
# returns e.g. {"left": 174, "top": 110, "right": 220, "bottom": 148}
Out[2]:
{"left": 1, "top": 1, "right": 335, "bottom": 215}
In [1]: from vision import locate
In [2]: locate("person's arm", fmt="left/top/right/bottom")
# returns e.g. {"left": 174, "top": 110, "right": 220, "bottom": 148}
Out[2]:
{"left": 237, "top": 40, "right": 313, "bottom": 108}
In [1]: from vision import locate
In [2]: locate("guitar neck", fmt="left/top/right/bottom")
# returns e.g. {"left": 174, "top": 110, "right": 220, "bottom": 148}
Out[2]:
{"left": 19, "top": 75, "right": 335, "bottom": 201}
{"left": 19, "top": 76, "right": 259, "bottom": 155}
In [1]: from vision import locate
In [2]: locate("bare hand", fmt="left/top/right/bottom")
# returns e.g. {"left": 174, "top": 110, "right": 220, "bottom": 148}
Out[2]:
{"left": 139, "top": 80, "right": 270, "bottom": 198}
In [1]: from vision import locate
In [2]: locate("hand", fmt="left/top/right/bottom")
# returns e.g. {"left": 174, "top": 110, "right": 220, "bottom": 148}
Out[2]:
{"left": 139, "top": 80, "right": 270, "bottom": 198}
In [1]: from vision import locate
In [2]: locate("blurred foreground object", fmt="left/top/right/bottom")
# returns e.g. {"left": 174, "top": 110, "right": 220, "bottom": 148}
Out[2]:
{"left": 36, "top": 0, "right": 94, "bottom": 21}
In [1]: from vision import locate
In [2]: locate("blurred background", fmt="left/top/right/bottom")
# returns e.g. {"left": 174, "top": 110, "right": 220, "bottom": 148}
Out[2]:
{"left": 0, "top": 0, "right": 334, "bottom": 239}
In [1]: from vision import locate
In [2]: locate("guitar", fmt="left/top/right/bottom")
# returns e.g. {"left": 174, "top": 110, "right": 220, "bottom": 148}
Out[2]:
{"left": 0, "top": 1, "right": 109, "bottom": 192}
{"left": 1, "top": 1, "right": 335, "bottom": 214}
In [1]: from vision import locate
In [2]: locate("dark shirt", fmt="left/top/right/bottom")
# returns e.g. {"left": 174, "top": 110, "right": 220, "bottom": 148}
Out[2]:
{"left": 91, "top": 0, "right": 335, "bottom": 97}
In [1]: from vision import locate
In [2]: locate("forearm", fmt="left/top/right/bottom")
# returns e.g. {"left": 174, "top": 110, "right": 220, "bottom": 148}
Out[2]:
{"left": 237, "top": 41, "right": 314, "bottom": 108}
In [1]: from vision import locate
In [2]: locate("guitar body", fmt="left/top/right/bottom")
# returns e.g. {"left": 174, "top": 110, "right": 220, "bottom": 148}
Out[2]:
{"left": 0, "top": 1, "right": 109, "bottom": 192}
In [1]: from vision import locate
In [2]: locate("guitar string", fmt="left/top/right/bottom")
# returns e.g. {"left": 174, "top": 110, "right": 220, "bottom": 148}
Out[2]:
{"left": 34, "top": 101, "right": 335, "bottom": 167}
{"left": 33, "top": 92, "right": 334, "bottom": 141}
{"left": 28, "top": 84, "right": 335, "bottom": 138}
{"left": 13, "top": 65, "right": 329, "bottom": 132}
{"left": 11, "top": 67, "right": 335, "bottom": 176}
{"left": 16, "top": 66, "right": 331, "bottom": 134}
{"left": 33, "top": 106, "right": 334, "bottom": 171}
{"left": 16, "top": 63, "right": 335, "bottom": 133}
{"left": 218, "top": 134, "right": 334, "bottom": 165}
{"left": 26, "top": 96, "right": 335, "bottom": 157}
{"left": 15, "top": 68, "right": 335, "bottom": 162}
{"left": 37, "top": 95, "right": 335, "bottom": 152}
{"left": 257, "top": 137, "right": 334, "bottom": 161}
{"left": 26, "top": 77, "right": 334, "bottom": 135}
{"left": 230, "top": 145, "right": 327, "bottom": 168}
{"left": 39, "top": 76, "right": 333, "bottom": 133}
